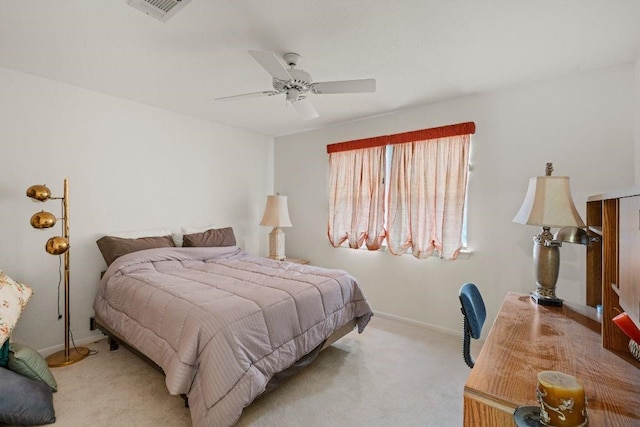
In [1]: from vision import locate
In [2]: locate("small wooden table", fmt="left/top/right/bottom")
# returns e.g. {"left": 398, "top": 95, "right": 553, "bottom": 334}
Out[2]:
{"left": 463, "top": 292, "right": 640, "bottom": 426}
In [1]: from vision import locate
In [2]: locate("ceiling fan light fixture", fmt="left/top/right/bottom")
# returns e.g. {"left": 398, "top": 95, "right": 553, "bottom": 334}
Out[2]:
{"left": 286, "top": 88, "right": 300, "bottom": 103}
{"left": 283, "top": 52, "right": 301, "bottom": 67}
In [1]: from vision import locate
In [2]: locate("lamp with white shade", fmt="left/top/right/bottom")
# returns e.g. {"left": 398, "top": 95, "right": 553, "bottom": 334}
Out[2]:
{"left": 260, "top": 194, "right": 292, "bottom": 261}
{"left": 513, "top": 163, "right": 589, "bottom": 306}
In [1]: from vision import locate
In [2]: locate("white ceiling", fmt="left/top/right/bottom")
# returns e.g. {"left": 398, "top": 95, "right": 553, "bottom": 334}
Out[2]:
{"left": 1, "top": 1, "right": 639, "bottom": 137}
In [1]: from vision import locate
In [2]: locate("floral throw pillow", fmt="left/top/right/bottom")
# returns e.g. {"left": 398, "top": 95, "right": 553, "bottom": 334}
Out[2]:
{"left": 0, "top": 270, "right": 33, "bottom": 347}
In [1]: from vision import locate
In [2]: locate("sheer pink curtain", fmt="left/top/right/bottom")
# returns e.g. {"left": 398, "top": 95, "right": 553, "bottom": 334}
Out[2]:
{"left": 386, "top": 135, "right": 470, "bottom": 259}
{"left": 328, "top": 146, "right": 386, "bottom": 249}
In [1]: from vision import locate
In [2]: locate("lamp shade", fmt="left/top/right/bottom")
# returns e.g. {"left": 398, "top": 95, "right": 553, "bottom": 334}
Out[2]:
{"left": 30, "top": 211, "right": 57, "bottom": 229}
{"left": 26, "top": 184, "right": 51, "bottom": 202}
{"left": 513, "top": 176, "right": 585, "bottom": 228}
{"left": 45, "top": 236, "right": 69, "bottom": 255}
{"left": 260, "top": 195, "right": 292, "bottom": 227}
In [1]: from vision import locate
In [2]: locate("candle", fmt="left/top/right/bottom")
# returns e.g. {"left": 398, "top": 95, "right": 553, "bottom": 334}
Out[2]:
{"left": 536, "top": 371, "right": 587, "bottom": 426}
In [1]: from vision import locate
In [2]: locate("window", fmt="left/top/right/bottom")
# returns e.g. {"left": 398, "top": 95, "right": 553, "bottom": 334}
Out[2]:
{"left": 327, "top": 122, "right": 474, "bottom": 260}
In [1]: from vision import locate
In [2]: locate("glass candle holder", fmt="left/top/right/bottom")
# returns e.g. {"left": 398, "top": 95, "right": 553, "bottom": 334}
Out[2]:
{"left": 536, "top": 371, "right": 588, "bottom": 426}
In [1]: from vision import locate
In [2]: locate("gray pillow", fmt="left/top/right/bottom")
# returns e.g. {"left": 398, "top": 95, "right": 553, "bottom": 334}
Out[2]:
{"left": 182, "top": 227, "right": 236, "bottom": 247}
{"left": 96, "top": 234, "right": 175, "bottom": 265}
{"left": 0, "top": 367, "right": 55, "bottom": 425}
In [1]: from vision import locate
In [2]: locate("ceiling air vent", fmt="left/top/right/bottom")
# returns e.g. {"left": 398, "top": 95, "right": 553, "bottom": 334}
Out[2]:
{"left": 126, "top": 0, "right": 193, "bottom": 22}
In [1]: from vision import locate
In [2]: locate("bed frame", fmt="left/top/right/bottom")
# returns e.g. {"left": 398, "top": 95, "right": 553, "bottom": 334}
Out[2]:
{"left": 89, "top": 315, "right": 357, "bottom": 406}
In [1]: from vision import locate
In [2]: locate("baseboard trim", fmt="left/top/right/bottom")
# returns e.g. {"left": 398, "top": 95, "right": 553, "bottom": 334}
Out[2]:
{"left": 39, "top": 312, "right": 478, "bottom": 356}
{"left": 39, "top": 333, "right": 106, "bottom": 357}
{"left": 374, "top": 310, "right": 466, "bottom": 339}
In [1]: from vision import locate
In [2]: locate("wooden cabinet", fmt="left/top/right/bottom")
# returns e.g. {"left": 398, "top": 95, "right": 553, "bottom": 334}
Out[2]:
{"left": 587, "top": 187, "right": 640, "bottom": 356}
{"left": 618, "top": 195, "right": 640, "bottom": 327}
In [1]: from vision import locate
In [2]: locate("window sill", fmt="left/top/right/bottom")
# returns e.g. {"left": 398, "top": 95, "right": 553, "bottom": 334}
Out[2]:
{"left": 335, "top": 244, "right": 473, "bottom": 259}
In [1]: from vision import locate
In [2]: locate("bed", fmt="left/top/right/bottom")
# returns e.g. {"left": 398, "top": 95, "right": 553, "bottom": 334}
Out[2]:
{"left": 92, "top": 236, "right": 373, "bottom": 427}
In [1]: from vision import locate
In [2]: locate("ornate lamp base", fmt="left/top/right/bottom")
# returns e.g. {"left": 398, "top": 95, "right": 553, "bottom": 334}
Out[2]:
{"left": 530, "top": 292, "right": 563, "bottom": 307}
{"left": 531, "top": 227, "right": 563, "bottom": 307}
{"left": 268, "top": 227, "right": 286, "bottom": 261}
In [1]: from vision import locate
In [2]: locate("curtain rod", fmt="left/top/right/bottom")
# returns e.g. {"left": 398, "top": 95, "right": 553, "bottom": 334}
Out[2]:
{"left": 326, "top": 121, "right": 475, "bottom": 154}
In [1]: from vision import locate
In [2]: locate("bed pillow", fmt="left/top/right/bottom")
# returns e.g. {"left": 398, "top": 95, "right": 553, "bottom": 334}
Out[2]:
{"left": 96, "top": 235, "right": 176, "bottom": 266}
{"left": 178, "top": 224, "right": 219, "bottom": 247}
{"left": 109, "top": 227, "right": 181, "bottom": 247}
{"left": 0, "top": 367, "right": 55, "bottom": 425}
{"left": 181, "top": 224, "right": 219, "bottom": 235}
{"left": 0, "top": 270, "right": 33, "bottom": 347}
{"left": 108, "top": 228, "right": 173, "bottom": 239}
{"left": 182, "top": 227, "right": 236, "bottom": 247}
{"left": 8, "top": 342, "right": 57, "bottom": 392}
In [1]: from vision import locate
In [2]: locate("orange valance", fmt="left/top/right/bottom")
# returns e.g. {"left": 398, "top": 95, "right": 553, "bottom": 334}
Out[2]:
{"left": 326, "top": 121, "right": 475, "bottom": 154}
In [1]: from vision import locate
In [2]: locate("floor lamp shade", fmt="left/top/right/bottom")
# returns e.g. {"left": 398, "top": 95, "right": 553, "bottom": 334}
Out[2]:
{"left": 513, "top": 166, "right": 585, "bottom": 306}
{"left": 260, "top": 195, "right": 292, "bottom": 260}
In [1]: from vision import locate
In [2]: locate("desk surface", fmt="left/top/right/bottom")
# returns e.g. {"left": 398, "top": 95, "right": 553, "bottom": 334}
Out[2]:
{"left": 464, "top": 292, "right": 640, "bottom": 426}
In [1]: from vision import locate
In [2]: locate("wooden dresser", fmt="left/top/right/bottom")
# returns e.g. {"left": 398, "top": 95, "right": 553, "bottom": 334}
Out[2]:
{"left": 586, "top": 187, "right": 640, "bottom": 353}
{"left": 463, "top": 292, "right": 640, "bottom": 426}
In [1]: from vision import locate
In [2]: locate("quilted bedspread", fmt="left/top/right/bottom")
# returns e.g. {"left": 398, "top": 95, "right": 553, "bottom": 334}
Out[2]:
{"left": 93, "top": 246, "right": 373, "bottom": 426}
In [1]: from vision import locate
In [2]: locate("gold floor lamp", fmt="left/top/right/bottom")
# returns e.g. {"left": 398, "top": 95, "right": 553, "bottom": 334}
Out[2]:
{"left": 27, "top": 178, "right": 89, "bottom": 367}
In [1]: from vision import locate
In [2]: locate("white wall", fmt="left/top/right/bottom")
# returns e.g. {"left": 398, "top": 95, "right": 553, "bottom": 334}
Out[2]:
{"left": 2, "top": 62, "right": 635, "bottom": 353}
{"left": 0, "top": 66, "right": 273, "bottom": 352}
{"left": 275, "top": 64, "right": 636, "bottom": 337}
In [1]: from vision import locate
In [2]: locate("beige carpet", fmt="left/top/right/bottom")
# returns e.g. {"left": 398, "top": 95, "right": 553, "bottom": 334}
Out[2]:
{"left": 43, "top": 316, "right": 473, "bottom": 426}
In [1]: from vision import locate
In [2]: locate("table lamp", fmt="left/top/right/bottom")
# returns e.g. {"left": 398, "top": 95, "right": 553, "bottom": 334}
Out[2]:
{"left": 260, "top": 194, "right": 292, "bottom": 260}
{"left": 513, "top": 163, "right": 585, "bottom": 306}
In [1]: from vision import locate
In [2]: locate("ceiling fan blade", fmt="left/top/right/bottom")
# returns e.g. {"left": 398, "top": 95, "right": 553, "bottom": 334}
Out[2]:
{"left": 292, "top": 97, "right": 319, "bottom": 120}
{"left": 215, "top": 90, "right": 279, "bottom": 102}
{"left": 313, "top": 79, "right": 376, "bottom": 94}
{"left": 248, "top": 50, "right": 292, "bottom": 81}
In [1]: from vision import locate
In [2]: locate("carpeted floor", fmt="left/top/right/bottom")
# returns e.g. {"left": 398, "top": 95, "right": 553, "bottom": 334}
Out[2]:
{"left": 42, "top": 316, "right": 474, "bottom": 426}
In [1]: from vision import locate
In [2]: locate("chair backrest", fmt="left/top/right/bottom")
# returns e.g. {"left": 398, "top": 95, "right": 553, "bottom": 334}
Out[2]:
{"left": 458, "top": 282, "right": 486, "bottom": 368}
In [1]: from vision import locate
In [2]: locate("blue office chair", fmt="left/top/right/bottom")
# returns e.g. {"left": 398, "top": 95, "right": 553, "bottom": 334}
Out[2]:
{"left": 458, "top": 282, "right": 486, "bottom": 368}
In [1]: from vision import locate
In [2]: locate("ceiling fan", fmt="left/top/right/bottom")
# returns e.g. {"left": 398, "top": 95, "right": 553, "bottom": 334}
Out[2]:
{"left": 215, "top": 50, "right": 376, "bottom": 120}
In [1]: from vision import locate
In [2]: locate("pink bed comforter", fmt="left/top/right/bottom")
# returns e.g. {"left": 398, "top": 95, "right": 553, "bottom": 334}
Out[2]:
{"left": 93, "top": 246, "right": 373, "bottom": 426}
